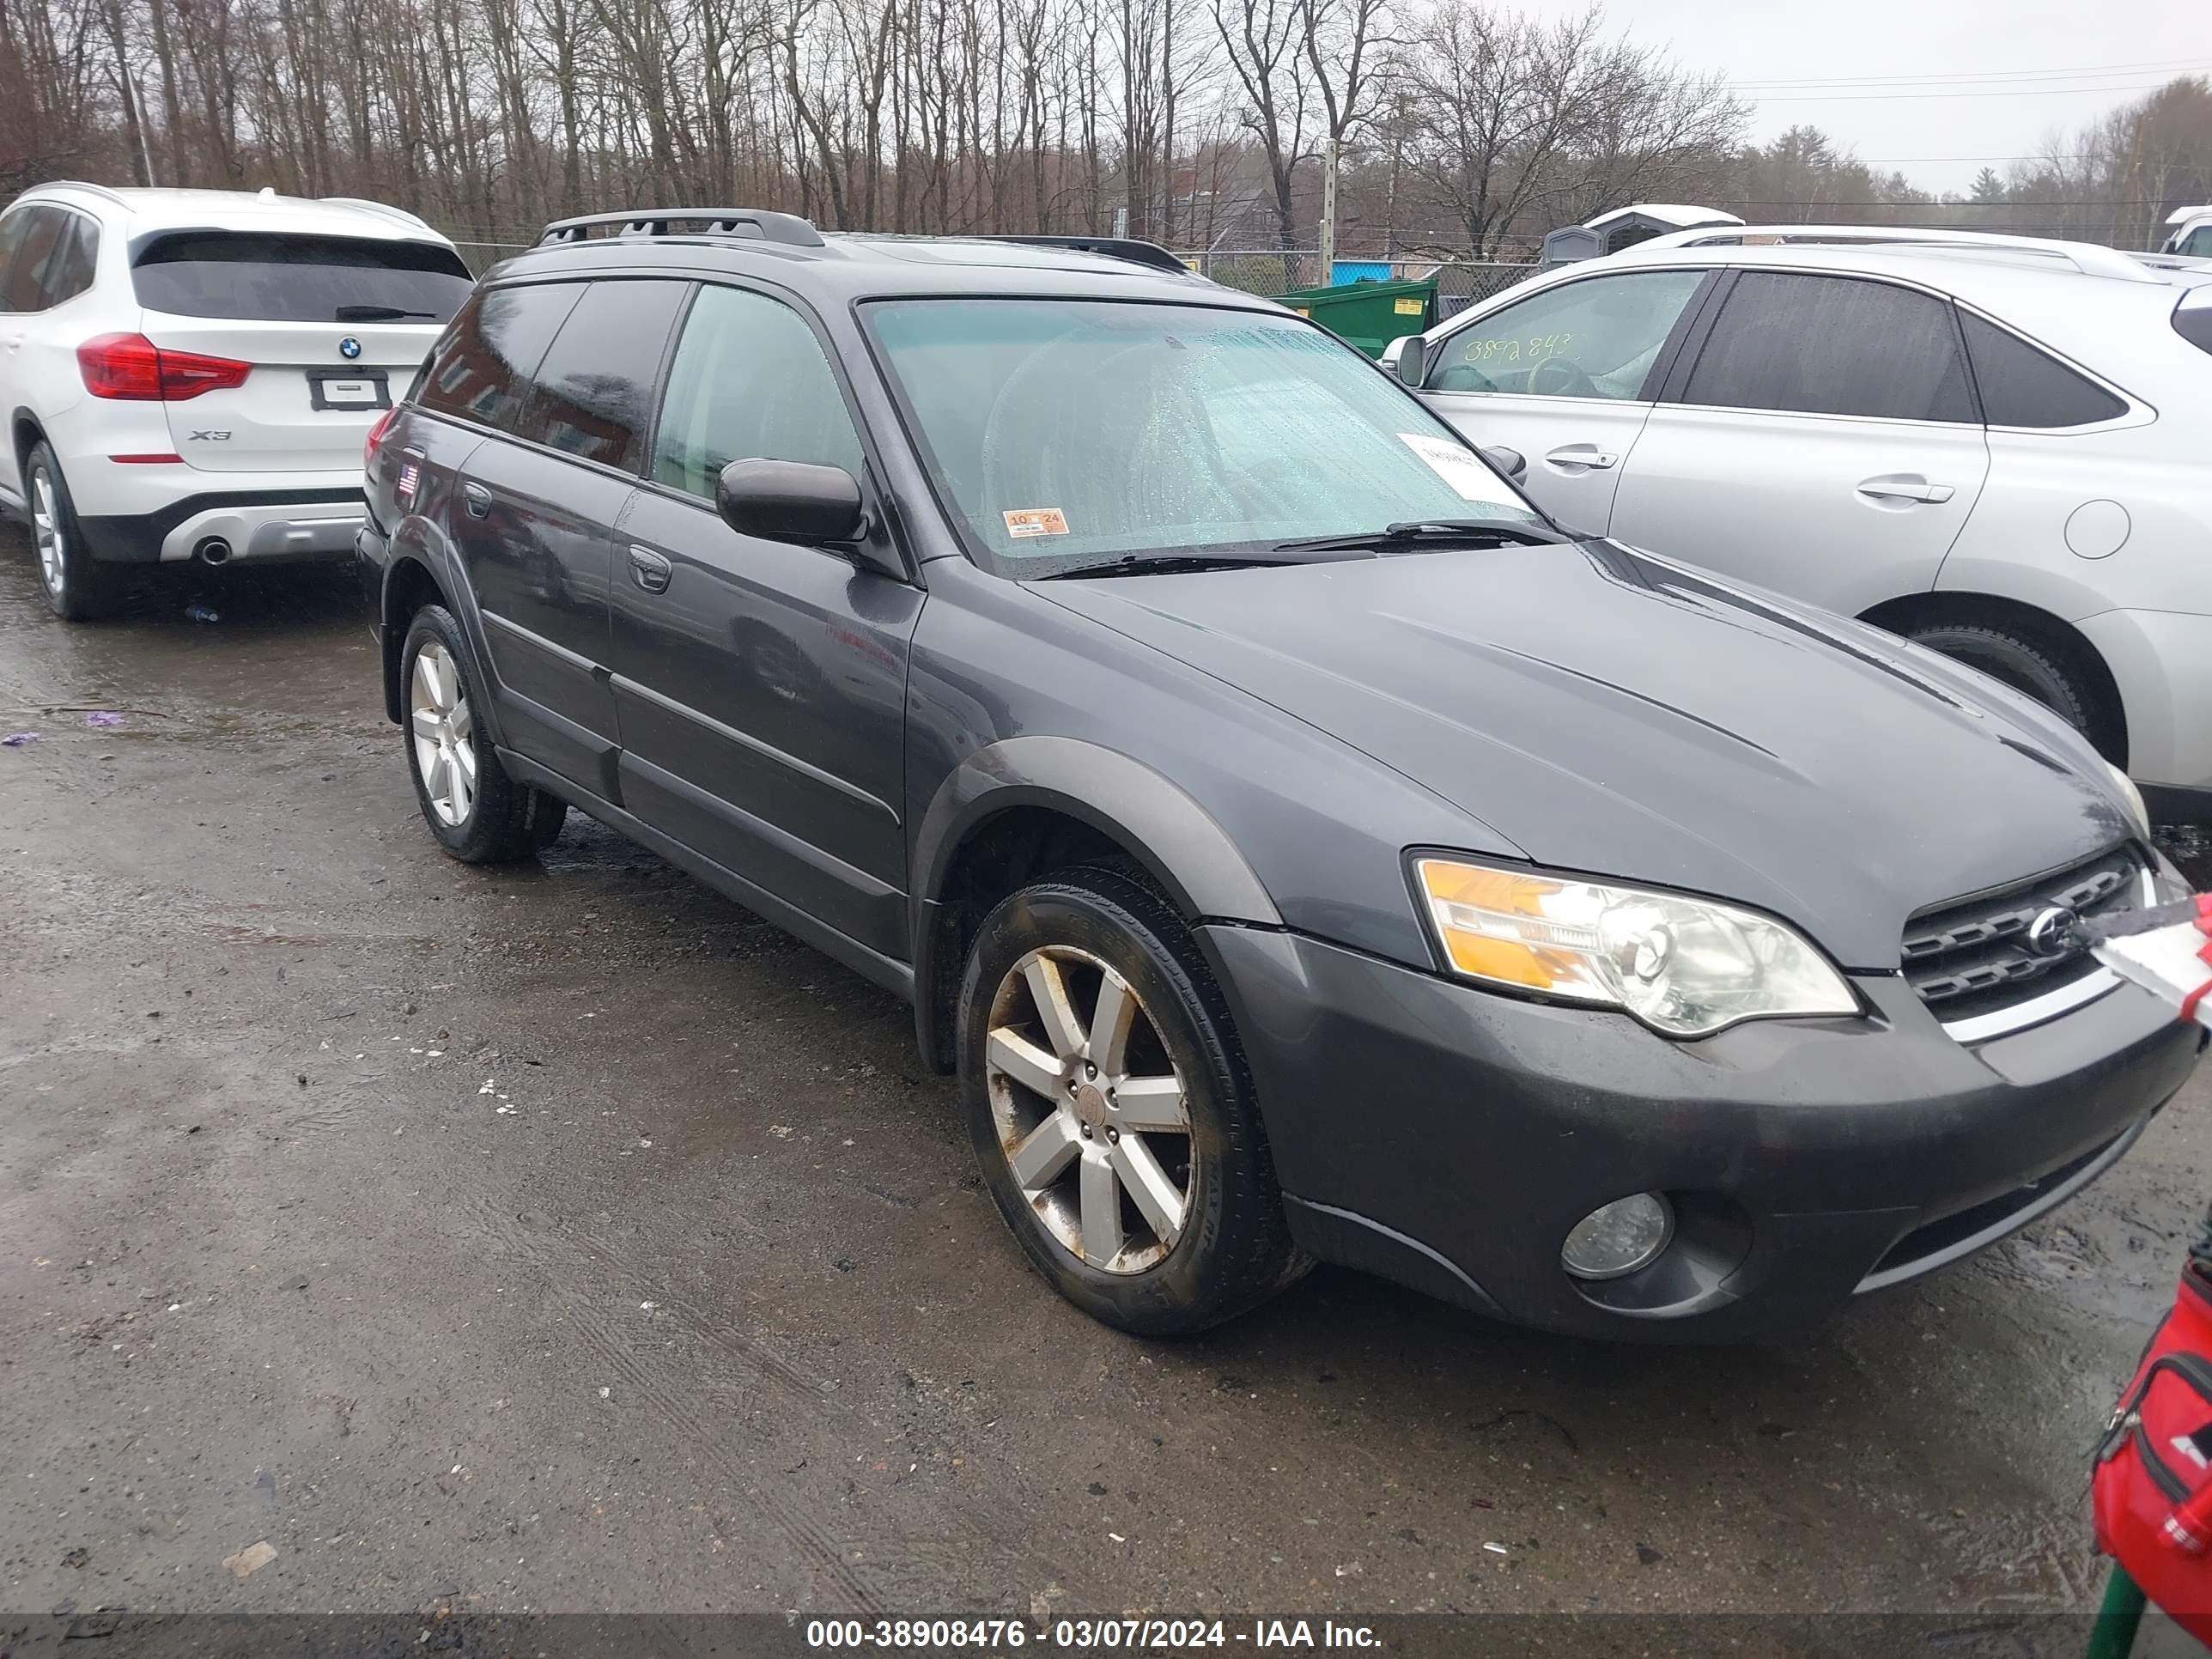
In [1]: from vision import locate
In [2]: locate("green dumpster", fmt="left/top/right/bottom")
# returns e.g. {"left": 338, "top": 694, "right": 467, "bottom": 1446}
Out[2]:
{"left": 1275, "top": 275, "right": 1437, "bottom": 358}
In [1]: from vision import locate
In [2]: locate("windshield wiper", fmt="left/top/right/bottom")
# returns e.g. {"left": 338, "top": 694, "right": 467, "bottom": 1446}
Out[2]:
{"left": 1035, "top": 550, "right": 1349, "bottom": 580}
{"left": 1272, "top": 517, "right": 1570, "bottom": 554}
{"left": 334, "top": 304, "right": 440, "bottom": 322}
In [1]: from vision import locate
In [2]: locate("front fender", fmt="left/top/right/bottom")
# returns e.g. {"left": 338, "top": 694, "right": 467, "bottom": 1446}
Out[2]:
{"left": 908, "top": 735, "right": 1283, "bottom": 1072}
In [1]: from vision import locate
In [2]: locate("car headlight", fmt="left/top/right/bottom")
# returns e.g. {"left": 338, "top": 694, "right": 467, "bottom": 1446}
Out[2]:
{"left": 2107, "top": 762, "right": 2150, "bottom": 838}
{"left": 1413, "top": 857, "right": 1858, "bottom": 1037}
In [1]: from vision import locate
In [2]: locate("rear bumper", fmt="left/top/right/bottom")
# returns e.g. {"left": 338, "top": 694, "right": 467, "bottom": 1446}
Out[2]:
{"left": 1203, "top": 924, "right": 2203, "bottom": 1341}
{"left": 78, "top": 486, "right": 367, "bottom": 564}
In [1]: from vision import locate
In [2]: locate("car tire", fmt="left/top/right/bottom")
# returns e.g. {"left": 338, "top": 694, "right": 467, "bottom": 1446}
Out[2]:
{"left": 1905, "top": 619, "right": 2119, "bottom": 755}
{"left": 26, "top": 441, "right": 122, "bottom": 622}
{"left": 957, "top": 866, "right": 1310, "bottom": 1335}
{"left": 399, "top": 603, "right": 565, "bottom": 863}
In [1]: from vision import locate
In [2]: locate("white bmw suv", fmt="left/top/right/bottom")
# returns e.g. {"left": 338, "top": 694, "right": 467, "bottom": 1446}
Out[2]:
{"left": 1385, "top": 227, "right": 2212, "bottom": 822}
{"left": 0, "top": 183, "right": 471, "bottom": 618}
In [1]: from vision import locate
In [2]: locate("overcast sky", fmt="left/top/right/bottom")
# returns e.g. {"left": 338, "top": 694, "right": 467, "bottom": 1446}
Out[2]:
{"left": 1516, "top": 0, "right": 2212, "bottom": 196}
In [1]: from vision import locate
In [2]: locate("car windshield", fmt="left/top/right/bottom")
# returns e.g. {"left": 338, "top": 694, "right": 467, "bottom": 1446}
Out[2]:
{"left": 866, "top": 297, "right": 1547, "bottom": 576}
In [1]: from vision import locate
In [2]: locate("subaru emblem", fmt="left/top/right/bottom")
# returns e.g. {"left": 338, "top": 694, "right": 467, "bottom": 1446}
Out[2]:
{"left": 338, "top": 336, "right": 362, "bottom": 360}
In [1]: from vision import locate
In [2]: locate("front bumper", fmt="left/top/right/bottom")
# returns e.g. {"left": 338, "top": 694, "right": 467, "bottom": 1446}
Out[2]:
{"left": 1203, "top": 924, "right": 2203, "bottom": 1341}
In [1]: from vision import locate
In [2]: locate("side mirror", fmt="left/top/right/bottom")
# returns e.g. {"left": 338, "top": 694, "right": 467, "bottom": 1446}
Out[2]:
{"left": 1380, "top": 333, "right": 1425, "bottom": 387}
{"left": 1478, "top": 445, "right": 1527, "bottom": 484}
{"left": 716, "top": 458, "right": 866, "bottom": 546}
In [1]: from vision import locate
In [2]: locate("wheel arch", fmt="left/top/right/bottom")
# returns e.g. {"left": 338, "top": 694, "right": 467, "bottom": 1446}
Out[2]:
{"left": 909, "top": 738, "right": 1281, "bottom": 1074}
{"left": 10, "top": 408, "right": 45, "bottom": 494}
{"left": 380, "top": 552, "right": 453, "bottom": 726}
{"left": 1858, "top": 589, "right": 2128, "bottom": 765}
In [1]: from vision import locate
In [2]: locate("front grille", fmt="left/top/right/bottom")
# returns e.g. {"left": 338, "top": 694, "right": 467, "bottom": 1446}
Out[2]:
{"left": 1901, "top": 842, "right": 2145, "bottom": 1026}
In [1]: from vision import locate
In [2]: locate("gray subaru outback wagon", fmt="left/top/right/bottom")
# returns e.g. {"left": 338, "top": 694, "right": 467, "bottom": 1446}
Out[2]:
{"left": 357, "top": 209, "right": 2199, "bottom": 1342}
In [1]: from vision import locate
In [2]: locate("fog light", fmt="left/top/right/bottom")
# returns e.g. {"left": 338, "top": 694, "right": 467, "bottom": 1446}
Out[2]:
{"left": 1561, "top": 1194, "right": 1674, "bottom": 1280}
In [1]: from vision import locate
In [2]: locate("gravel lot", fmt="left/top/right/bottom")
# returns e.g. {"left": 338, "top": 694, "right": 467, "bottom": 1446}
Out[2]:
{"left": 3, "top": 533, "right": 2209, "bottom": 1628}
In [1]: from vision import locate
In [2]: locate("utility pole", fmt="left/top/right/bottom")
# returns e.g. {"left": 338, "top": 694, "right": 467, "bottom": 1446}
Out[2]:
{"left": 1318, "top": 136, "right": 1339, "bottom": 284}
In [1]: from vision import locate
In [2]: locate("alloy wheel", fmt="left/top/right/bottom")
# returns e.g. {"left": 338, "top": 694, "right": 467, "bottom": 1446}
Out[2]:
{"left": 410, "top": 640, "right": 477, "bottom": 827}
{"left": 983, "top": 945, "right": 1195, "bottom": 1274}
{"left": 30, "top": 466, "right": 63, "bottom": 600}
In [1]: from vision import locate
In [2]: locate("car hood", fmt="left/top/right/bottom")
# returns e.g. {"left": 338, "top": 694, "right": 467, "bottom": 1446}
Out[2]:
{"left": 1030, "top": 540, "right": 2136, "bottom": 970}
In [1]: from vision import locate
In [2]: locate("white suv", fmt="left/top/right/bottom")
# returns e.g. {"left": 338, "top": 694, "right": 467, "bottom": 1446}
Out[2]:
{"left": 1385, "top": 227, "right": 2212, "bottom": 821}
{"left": 2162, "top": 206, "right": 2212, "bottom": 258}
{"left": 0, "top": 184, "right": 471, "bottom": 618}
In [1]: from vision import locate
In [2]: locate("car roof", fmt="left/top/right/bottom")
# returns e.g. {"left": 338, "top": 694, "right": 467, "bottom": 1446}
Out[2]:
{"left": 483, "top": 217, "right": 1273, "bottom": 308}
{"left": 1563, "top": 233, "right": 2212, "bottom": 313}
{"left": 1472, "top": 228, "right": 2209, "bottom": 401}
{"left": 14, "top": 182, "right": 450, "bottom": 245}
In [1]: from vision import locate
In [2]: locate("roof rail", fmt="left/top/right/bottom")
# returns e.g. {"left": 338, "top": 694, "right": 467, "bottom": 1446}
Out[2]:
{"left": 1635, "top": 222, "right": 2164, "bottom": 284}
{"left": 536, "top": 208, "right": 824, "bottom": 248}
{"left": 985, "top": 234, "right": 1193, "bottom": 275}
{"left": 321, "top": 197, "right": 434, "bottom": 230}
{"left": 34, "top": 179, "right": 131, "bottom": 209}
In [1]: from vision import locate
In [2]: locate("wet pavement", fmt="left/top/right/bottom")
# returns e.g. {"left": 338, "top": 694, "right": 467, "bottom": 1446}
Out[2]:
{"left": 3, "top": 534, "right": 2211, "bottom": 1626}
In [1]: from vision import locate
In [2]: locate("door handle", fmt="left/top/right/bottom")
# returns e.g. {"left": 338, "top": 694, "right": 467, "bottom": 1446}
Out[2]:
{"left": 1856, "top": 477, "right": 1955, "bottom": 505}
{"left": 627, "top": 544, "right": 672, "bottom": 593}
{"left": 459, "top": 482, "right": 492, "bottom": 519}
{"left": 1544, "top": 443, "right": 1620, "bottom": 473}
{"left": 3, "top": 332, "right": 22, "bottom": 351}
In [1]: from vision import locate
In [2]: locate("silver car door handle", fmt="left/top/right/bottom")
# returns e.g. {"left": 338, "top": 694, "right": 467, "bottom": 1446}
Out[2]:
{"left": 1544, "top": 444, "right": 1619, "bottom": 472}
{"left": 1856, "top": 477, "right": 1955, "bottom": 505}
{"left": 627, "top": 544, "right": 672, "bottom": 593}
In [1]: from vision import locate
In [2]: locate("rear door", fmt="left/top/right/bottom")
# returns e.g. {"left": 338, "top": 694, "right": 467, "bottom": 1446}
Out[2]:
{"left": 1415, "top": 267, "right": 1712, "bottom": 537}
{"left": 419, "top": 276, "right": 687, "bottom": 796}
{"left": 1607, "top": 271, "right": 1990, "bottom": 614}
{"left": 129, "top": 230, "right": 474, "bottom": 473}
{"left": 605, "top": 280, "right": 921, "bottom": 963}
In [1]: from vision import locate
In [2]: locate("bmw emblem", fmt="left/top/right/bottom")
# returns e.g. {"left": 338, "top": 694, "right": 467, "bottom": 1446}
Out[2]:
{"left": 337, "top": 336, "right": 362, "bottom": 360}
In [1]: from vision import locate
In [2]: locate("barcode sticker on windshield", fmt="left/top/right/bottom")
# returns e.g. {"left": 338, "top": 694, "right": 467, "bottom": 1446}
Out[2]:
{"left": 1398, "top": 432, "right": 1518, "bottom": 507}
{"left": 1003, "top": 507, "right": 1070, "bottom": 538}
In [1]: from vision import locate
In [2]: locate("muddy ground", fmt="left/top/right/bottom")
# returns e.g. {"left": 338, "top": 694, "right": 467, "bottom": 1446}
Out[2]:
{"left": 3, "top": 532, "right": 2210, "bottom": 1630}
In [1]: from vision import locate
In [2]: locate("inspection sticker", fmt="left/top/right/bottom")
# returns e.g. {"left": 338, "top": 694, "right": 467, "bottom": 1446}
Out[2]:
{"left": 1002, "top": 507, "right": 1071, "bottom": 538}
{"left": 1394, "top": 296, "right": 1424, "bottom": 315}
{"left": 1398, "top": 432, "right": 1520, "bottom": 507}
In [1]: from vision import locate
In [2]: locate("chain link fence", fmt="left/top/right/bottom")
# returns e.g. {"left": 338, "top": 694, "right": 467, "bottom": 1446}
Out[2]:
{"left": 450, "top": 240, "right": 531, "bottom": 273}
{"left": 1181, "top": 250, "right": 1538, "bottom": 312}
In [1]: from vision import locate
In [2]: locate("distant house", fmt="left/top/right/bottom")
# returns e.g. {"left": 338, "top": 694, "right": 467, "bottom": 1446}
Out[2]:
{"left": 1540, "top": 204, "right": 1745, "bottom": 269}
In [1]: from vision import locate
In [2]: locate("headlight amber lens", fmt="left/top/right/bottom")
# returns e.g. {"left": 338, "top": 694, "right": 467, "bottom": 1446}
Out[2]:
{"left": 1414, "top": 857, "right": 1858, "bottom": 1036}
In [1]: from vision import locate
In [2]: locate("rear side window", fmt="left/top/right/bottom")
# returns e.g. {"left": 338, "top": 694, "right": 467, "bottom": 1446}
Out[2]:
{"left": 2174, "top": 288, "right": 2212, "bottom": 361}
{"left": 416, "top": 282, "right": 585, "bottom": 434}
{"left": 131, "top": 232, "right": 473, "bottom": 323}
{"left": 511, "top": 279, "right": 689, "bottom": 471}
{"left": 652, "top": 284, "right": 864, "bottom": 499}
{"left": 1958, "top": 312, "right": 2126, "bottom": 427}
{"left": 0, "top": 207, "right": 64, "bottom": 312}
{"left": 1683, "top": 272, "right": 1977, "bottom": 423}
{"left": 43, "top": 215, "right": 98, "bottom": 305}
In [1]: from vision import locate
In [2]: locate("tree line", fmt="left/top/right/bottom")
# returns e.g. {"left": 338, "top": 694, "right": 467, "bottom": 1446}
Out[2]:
{"left": 1, "top": 0, "right": 2206, "bottom": 260}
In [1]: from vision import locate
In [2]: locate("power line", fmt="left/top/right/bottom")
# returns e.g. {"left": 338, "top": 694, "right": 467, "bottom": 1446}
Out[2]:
{"left": 1732, "top": 57, "right": 2212, "bottom": 89}
{"left": 1749, "top": 82, "right": 2185, "bottom": 102}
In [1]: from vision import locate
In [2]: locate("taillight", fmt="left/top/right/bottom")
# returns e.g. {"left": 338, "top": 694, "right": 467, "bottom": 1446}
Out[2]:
{"left": 364, "top": 406, "right": 399, "bottom": 468}
{"left": 76, "top": 332, "right": 252, "bottom": 401}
